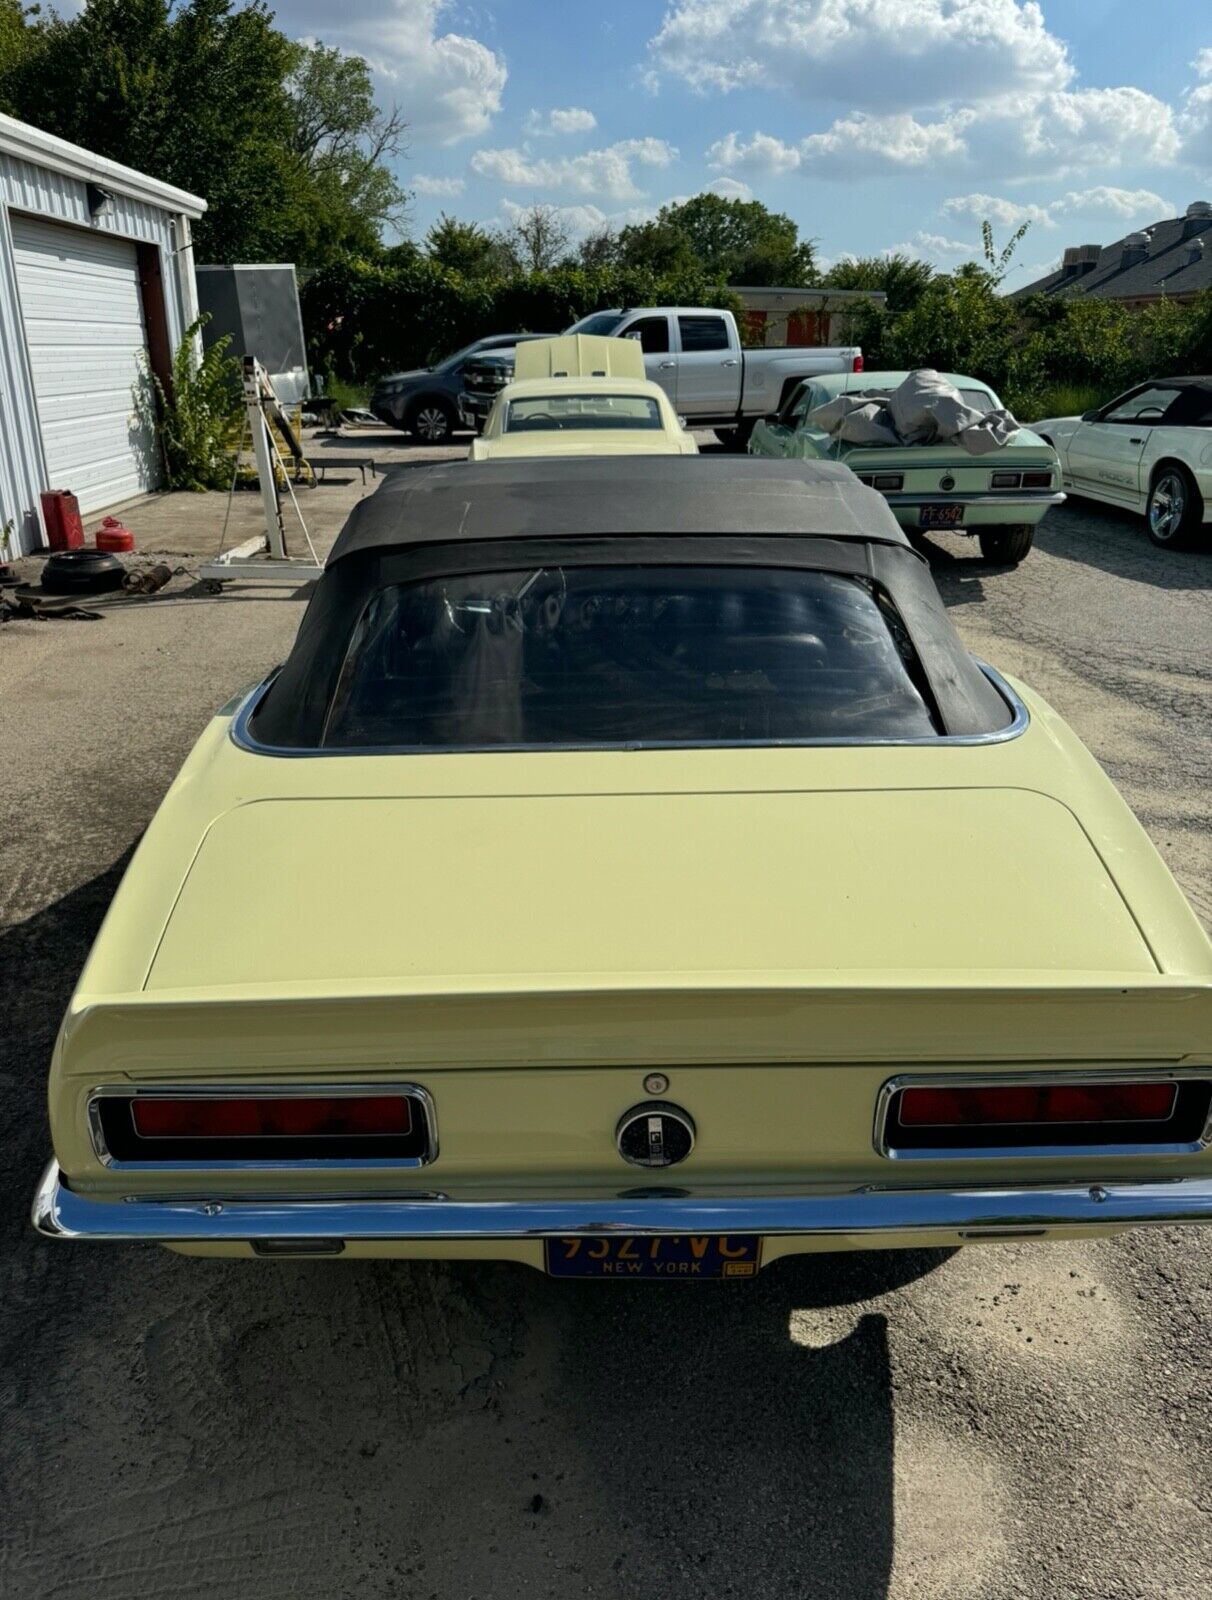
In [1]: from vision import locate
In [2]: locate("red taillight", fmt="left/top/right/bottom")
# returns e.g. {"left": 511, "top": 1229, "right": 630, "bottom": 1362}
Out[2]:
{"left": 131, "top": 1095, "right": 413, "bottom": 1140}
{"left": 898, "top": 1082, "right": 1177, "bottom": 1128}
{"left": 852, "top": 353, "right": 864, "bottom": 373}
{"left": 1022, "top": 469, "right": 1053, "bottom": 488}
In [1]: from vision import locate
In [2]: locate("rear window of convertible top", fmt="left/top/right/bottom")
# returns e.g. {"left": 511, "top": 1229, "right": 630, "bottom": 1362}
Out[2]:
{"left": 319, "top": 564, "right": 940, "bottom": 749}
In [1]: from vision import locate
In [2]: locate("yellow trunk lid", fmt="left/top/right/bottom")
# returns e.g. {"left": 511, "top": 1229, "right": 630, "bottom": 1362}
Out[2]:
{"left": 144, "top": 788, "right": 1155, "bottom": 993}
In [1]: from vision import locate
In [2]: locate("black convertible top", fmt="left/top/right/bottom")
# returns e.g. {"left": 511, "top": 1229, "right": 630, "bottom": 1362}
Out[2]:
{"left": 252, "top": 458, "right": 1011, "bottom": 747}
{"left": 327, "top": 457, "right": 912, "bottom": 565}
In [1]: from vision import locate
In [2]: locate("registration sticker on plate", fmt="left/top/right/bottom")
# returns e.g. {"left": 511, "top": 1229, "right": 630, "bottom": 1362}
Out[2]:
{"left": 545, "top": 1235, "right": 760, "bottom": 1280}
{"left": 919, "top": 502, "right": 965, "bottom": 528}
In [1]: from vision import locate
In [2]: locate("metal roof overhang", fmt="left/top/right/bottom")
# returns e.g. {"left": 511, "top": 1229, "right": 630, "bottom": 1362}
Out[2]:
{"left": 0, "top": 112, "right": 207, "bottom": 217}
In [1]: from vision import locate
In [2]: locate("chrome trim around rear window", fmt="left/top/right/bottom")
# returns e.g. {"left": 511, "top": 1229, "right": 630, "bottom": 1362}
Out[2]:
{"left": 86, "top": 1083, "right": 438, "bottom": 1171}
{"left": 873, "top": 1069, "right": 1212, "bottom": 1162}
{"left": 228, "top": 661, "right": 1030, "bottom": 758}
{"left": 32, "top": 1161, "right": 1212, "bottom": 1245}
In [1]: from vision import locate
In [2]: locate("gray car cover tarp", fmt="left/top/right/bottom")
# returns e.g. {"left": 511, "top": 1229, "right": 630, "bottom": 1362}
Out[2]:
{"left": 809, "top": 369, "right": 1020, "bottom": 455}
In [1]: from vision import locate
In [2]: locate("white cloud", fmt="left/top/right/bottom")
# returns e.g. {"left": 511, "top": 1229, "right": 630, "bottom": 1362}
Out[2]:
{"left": 911, "top": 231, "right": 981, "bottom": 259}
{"left": 498, "top": 198, "right": 655, "bottom": 238}
{"left": 284, "top": 0, "right": 506, "bottom": 143}
{"left": 411, "top": 173, "right": 466, "bottom": 196}
{"left": 1058, "top": 187, "right": 1172, "bottom": 220}
{"left": 799, "top": 110, "right": 971, "bottom": 173}
{"left": 706, "top": 130, "right": 803, "bottom": 176}
{"left": 524, "top": 106, "right": 598, "bottom": 136}
{"left": 943, "top": 193, "right": 1052, "bottom": 228}
{"left": 1005, "top": 86, "right": 1180, "bottom": 173}
{"left": 471, "top": 137, "right": 678, "bottom": 199}
{"left": 1179, "top": 49, "right": 1212, "bottom": 168}
{"left": 670, "top": 3, "right": 1180, "bottom": 184}
{"left": 944, "top": 187, "right": 1174, "bottom": 230}
{"left": 650, "top": 0, "right": 1072, "bottom": 108}
{"left": 855, "top": 232, "right": 981, "bottom": 267}
{"left": 708, "top": 87, "right": 1179, "bottom": 183}
{"left": 707, "top": 175, "right": 754, "bottom": 201}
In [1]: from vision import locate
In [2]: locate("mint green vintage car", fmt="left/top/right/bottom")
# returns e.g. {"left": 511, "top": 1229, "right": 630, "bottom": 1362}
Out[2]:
{"left": 750, "top": 371, "right": 1064, "bottom": 565}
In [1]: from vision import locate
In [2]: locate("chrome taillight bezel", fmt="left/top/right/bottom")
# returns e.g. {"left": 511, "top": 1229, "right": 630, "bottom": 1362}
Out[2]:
{"left": 87, "top": 1083, "right": 438, "bottom": 1171}
{"left": 874, "top": 1069, "right": 1212, "bottom": 1161}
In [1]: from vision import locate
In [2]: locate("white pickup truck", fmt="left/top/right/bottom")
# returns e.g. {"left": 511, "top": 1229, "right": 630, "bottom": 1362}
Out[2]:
{"left": 565, "top": 306, "right": 863, "bottom": 446}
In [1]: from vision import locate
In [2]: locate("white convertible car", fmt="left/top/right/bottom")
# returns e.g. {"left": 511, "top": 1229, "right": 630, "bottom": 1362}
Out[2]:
{"left": 1034, "top": 377, "right": 1212, "bottom": 548}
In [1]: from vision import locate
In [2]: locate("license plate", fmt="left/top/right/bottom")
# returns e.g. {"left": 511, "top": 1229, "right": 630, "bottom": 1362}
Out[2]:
{"left": 545, "top": 1235, "right": 760, "bottom": 1280}
{"left": 919, "top": 502, "right": 965, "bottom": 528}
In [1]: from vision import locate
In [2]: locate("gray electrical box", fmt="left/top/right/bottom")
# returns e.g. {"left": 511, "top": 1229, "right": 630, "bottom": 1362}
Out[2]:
{"left": 196, "top": 264, "right": 310, "bottom": 407}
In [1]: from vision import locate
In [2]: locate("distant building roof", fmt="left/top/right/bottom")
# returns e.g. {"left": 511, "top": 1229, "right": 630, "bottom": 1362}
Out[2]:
{"left": 1013, "top": 203, "right": 1212, "bottom": 303}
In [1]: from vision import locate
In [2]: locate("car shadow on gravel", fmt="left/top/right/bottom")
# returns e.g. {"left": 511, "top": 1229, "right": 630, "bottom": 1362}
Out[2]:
{"left": 912, "top": 536, "right": 994, "bottom": 611}
{"left": 547, "top": 1248, "right": 951, "bottom": 1598}
{"left": 1031, "top": 502, "right": 1212, "bottom": 591}
{"left": 0, "top": 851, "right": 135, "bottom": 1261}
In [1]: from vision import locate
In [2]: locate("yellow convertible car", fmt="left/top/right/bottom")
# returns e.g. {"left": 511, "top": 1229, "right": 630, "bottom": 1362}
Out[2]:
{"left": 33, "top": 459, "right": 1212, "bottom": 1277}
{"left": 469, "top": 375, "right": 698, "bottom": 462}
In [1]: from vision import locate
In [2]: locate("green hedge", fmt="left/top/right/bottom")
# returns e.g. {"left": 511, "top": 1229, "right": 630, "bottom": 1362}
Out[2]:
{"left": 303, "top": 253, "right": 1212, "bottom": 420}
{"left": 835, "top": 278, "right": 1212, "bottom": 417}
{"left": 301, "top": 257, "right": 742, "bottom": 386}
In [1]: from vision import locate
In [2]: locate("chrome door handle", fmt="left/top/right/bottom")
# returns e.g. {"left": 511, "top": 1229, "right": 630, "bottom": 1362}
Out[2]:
{"left": 721, "top": 358, "right": 739, "bottom": 367}
{"left": 659, "top": 360, "right": 676, "bottom": 369}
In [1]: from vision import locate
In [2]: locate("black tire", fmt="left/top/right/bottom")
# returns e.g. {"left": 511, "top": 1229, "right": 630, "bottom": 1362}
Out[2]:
{"left": 978, "top": 525, "right": 1035, "bottom": 564}
{"left": 41, "top": 550, "right": 126, "bottom": 594}
{"left": 1146, "top": 463, "right": 1201, "bottom": 548}
{"left": 714, "top": 419, "right": 755, "bottom": 451}
{"left": 405, "top": 397, "right": 456, "bottom": 444}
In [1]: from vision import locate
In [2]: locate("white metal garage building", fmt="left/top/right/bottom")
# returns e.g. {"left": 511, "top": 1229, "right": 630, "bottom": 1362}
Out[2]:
{"left": 0, "top": 114, "right": 205, "bottom": 556}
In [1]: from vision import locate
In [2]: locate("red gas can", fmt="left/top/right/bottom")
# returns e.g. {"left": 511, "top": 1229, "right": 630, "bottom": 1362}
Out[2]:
{"left": 95, "top": 515, "right": 136, "bottom": 554}
{"left": 41, "top": 490, "right": 85, "bottom": 551}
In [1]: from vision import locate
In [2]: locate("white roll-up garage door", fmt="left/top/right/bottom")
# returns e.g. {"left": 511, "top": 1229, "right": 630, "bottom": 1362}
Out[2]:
{"left": 11, "top": 214, "right": 161, "bottom": 513}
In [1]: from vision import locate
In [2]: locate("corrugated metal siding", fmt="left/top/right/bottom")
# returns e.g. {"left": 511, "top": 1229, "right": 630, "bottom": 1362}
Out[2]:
{"left": 0, "top": 154, "right": 190, "bottom": 554}
{"left": 12, "top": 216, "right": 161, "bottom": 511}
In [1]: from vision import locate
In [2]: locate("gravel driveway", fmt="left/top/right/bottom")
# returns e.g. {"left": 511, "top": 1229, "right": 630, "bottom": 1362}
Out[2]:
{"left": 1, "top": 471, "right": 1209, "bottom": 1600}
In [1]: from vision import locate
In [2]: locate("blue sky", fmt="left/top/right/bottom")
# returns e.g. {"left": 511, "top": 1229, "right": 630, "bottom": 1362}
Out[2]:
{"left": 275, "top": 0, "right": 1212, "bottom": 287}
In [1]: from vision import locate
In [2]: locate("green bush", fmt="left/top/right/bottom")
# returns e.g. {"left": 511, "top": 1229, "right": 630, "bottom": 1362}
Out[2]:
{"left": 148, "top": 316, "right": 244, "bottom": 491}
{"left": 302, "top": 245, "right": 1212, "bottom": 413}
{"left": 302, "top": 256, "right": 742, "bottom": 386}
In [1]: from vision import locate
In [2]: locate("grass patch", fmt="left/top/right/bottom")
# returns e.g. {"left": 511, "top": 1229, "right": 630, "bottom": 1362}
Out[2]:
{"left": 324, "top": 377, "right": 371, "bottom": 412}
{"left": 1011, "top": 382, "right": 1108, "bottom": 423}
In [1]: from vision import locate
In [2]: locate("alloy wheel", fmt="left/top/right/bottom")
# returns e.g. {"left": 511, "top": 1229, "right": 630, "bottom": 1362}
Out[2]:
{"left": 415, "top": 406, "right": 450, "bottom": 442}
{"left": 1148, "top": 472, "right": 1186, "bottom": 542}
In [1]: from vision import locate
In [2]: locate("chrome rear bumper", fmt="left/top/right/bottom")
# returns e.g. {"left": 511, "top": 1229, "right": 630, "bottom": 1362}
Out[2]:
{"left": 881, "top": 491, "right": 1066, "bottom": 508}
{"left": 31, "top": 1161, "right": 1212, "bottom": 1245}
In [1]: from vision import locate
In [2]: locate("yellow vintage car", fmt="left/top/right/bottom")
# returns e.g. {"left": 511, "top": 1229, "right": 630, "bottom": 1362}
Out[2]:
{"left": 33, "top": 458, "right": 1212, "bottom": 1278}
{"left": 469, "top": 375, "right": 698, "bottom": 462}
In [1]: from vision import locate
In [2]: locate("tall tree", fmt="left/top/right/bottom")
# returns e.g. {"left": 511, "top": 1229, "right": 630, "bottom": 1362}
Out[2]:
{"left": 0, "top": 0, "right": 404, "bottom": 267}
{"left": 618, "top": 194, "right": 816, "bottom": 285}
{"left": 286, "top": 43, "right": 407, "bottom": 252}
{"left": 576, "top": 225, "right": 620, "bottom": 270}
{"left": 823, "top": 253, "right": 935, "bottom": 314}
{"left": 425, "top": 213, "right": 511, "bottom": 278}
{"left": 502, "top": 203, "right": 572, "bottom": 273}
